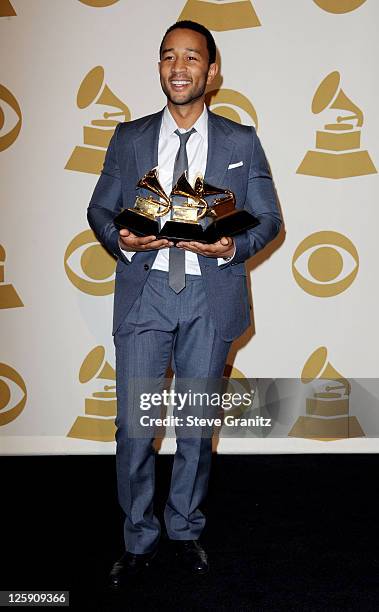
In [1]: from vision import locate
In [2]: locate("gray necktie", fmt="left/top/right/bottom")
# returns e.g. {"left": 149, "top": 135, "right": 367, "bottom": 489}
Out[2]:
{"left": 169, "top": 127, "right": 196, "bottom": 294}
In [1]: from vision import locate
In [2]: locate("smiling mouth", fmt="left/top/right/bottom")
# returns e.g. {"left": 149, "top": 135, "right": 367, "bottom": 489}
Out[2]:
{"left": 170, "top": 80, "right": 192, "bottom": 90}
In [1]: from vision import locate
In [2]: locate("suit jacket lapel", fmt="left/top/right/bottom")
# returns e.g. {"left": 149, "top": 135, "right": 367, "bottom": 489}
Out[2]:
{"left": 133, "top": 110, "right": 164, "bottom": 178}
{"left": 205, "top": 110, "right": 236, "bottom": 187}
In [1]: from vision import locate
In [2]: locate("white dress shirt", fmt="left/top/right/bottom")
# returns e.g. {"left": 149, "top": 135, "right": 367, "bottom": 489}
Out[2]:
{"left": 121, "top": 105, "right": 233, "bottom": 271}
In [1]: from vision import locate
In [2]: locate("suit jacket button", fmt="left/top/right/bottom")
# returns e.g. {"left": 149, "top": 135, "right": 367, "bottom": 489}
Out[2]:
{"left": 144, "top": 264, "right": 149, "bottom": 271}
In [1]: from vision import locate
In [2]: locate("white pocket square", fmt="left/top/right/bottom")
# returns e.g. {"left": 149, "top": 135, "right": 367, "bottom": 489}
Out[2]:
{"left": 228, "top": 161, "right": 243, "bottom": 170}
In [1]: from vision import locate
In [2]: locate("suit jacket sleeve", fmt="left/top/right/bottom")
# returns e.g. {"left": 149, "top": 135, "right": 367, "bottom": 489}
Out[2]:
{"left": 87, "top": 123, "right": 129, "bottom": 263}
{"left": 232, "top": 128, "right": 282, "bottom": 265}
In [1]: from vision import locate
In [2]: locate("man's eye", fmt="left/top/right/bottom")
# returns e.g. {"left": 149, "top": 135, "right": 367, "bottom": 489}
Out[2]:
{"left": 187, "top": 56, "right": 198, "bottom": 61}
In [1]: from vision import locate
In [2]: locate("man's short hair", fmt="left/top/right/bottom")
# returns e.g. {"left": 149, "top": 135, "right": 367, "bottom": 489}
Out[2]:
{"left": 159, "top": 20, "right": 217, "bottom": 66}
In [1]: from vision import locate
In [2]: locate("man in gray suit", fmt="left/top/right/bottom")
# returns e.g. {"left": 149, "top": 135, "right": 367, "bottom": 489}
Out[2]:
{"left": 88, "top": 20, "right": 281, "bottom": 586}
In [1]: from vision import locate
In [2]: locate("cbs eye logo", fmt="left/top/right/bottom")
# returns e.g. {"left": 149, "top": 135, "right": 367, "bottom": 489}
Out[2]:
{"left": 205, "top": 89, "right": 258, "bottom": 128}
{"left": 292, "top": 231, "right": 359, "bottom": 297}
{"left": 0, "top": 84, "right": 22, "bottom": 152}
{"left": 64, "top": 229, "right": 116, "bottom": 296}
{"left": 313, "top": 0, "right": 366, "bottom": 13}
{"left": 0, "top": 363, "right": 27, "bottom": 426}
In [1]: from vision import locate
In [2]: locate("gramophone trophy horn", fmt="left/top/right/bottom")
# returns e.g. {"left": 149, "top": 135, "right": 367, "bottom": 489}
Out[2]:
{"left": 137, "top": 169, "right": 172, "bottom": 215}
{"left": 195, "top": 177, "right": 231, "bottom": 198}
{"left": 170, "top": 173, "right": 208, "bottom": 222}
{"left": 113, "top": 168, "right": 172, "bottom": 237}
{"left": 195, "top": 179, "right": 236, "bottom": 217}
{"left": 172, "top": 173, "right": 202, "bottom": 201}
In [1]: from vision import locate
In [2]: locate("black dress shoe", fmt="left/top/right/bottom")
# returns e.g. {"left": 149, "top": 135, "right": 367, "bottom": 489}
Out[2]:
{"left": 109, "top": 549, "right": 157, "bottom": 588}
{"left": 174, "top": 540, "right": 209, "bottom": 575}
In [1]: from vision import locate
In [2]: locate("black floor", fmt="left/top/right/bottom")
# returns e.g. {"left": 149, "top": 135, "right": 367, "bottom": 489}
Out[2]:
{"left": 2, "top": 454, "right": 379, "bottom": 611}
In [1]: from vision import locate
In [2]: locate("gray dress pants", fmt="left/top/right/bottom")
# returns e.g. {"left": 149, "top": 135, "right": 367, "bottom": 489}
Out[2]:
{"left": 114, "top": 269, "right": 231, "bottom": 554}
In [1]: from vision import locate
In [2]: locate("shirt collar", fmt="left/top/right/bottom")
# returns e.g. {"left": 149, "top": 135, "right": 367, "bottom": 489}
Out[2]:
{"left": 162, "top": 105, "right": 208, "bottom": 141}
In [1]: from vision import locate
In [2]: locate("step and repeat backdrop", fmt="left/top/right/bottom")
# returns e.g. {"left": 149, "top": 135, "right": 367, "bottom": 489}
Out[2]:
{"left": 1, "top": 0, "right": 378, "bottom": 454}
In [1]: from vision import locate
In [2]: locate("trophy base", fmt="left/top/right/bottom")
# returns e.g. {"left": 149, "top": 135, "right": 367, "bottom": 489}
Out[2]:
{"left": 160, "top": 221, "right": 208, "bottom": 242}
{"left": 114, "top": 209, "right": 259, "bottom": 243}
{"left": 114, "top": 209, "right": 160, "bottom": 236}
{"left": 160, "top": 210, "right": 259, "bottom": 243}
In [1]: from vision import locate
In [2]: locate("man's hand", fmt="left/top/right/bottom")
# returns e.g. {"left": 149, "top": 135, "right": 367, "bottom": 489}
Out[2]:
{"left": 119, "top": 228, "right": 173, "bottom": 252}
{"left": 176, "top": 236, "right": 235, "bottom": 258}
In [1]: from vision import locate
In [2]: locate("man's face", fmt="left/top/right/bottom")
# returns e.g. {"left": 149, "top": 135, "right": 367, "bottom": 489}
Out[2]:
{"left": 159, "top": 28, "right": 217, "bottom": 107}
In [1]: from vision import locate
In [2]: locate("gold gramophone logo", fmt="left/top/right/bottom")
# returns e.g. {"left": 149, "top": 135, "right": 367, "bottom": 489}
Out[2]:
{"left": 65, "top": 66, "right": 130, "bottom": 175}
{"left": 179, "top": 0, "right": 260, "bottom": 31}
{"left": 288, "top": 346, "right": 364, "bottom": 441}
{"left": 0, "top": 244, "right": 23, "bottom": 309}
{"left": 0, "top": 0, "right": 16, "bottom": 16}
{"left": 313, "top": 0, "right": 367, "bottom": 13}
{"left": 0, "top": 363, "right": 27, "bottom": 426}
{"left": 78, "top": 0, "right": 119, "bottom": 6}
{"left": 0, "top": 84, "right": 22, "bottom": 151}
{"left": 292, "top": 231, "right": 359, "bottom": 297}
{"left": 64, "top": 229, "right": 116, "bottom": 296}
{"left": 297, "top": 71, "right": 376, "bottom": 179}
{"left": 67, "top": 346, "right": 116, "bottom": 442}
{"left": 206, "top": 89, "right": 258, "bottom": 127}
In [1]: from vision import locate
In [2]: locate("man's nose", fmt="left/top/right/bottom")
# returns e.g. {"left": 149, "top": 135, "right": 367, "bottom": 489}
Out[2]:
{"left": 171, "top": 57, "right": 186, "bottom": 72}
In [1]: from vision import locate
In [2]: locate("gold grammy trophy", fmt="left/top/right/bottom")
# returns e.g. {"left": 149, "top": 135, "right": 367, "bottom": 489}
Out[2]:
{"left": 161, "top": 173, "right": 259, "bottom": 242}
{"left": 65, "top": 66, "right": 130, "bottom": 175}
{"left": 114, "top": 170, "right": 259, "bottom": 243}
{"left": 297, "top": 71, "right": 377, "bottom": 179}
{"left": 170, "top": 173, "right": 209, "bottom": 224}
{"left": 114, "top": 168, "right": 171, "bottom": 236}
{"left": 288, "top": 346, "right": 364, "bottom": 441}
{"left": 67, "top": 346, "right": 117, "bottom": 442}
{"left": 0, "top": 245, "right": 23, "bottom": 309}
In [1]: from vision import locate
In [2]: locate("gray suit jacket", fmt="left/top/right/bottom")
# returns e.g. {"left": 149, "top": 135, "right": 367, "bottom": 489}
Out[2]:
{"left": 87, "top": 109, "right": 282, "bottom": 341}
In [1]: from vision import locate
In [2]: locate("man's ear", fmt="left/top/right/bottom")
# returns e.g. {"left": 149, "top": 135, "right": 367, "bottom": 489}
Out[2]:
{"left": 207, "top": 63, "right": 219, "bottom": 85}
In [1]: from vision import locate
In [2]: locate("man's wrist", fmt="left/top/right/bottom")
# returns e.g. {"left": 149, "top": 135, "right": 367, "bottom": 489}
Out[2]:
{"left": 118, "top": 238, "right": 135, "bottom": 262}
{"left": 118, "top": 237, "right": 127, "bottom": 251}
{"left": 216, "top": 241, "right": 236, "bottom": 266}
{"left": 223, "top": 241, "right": 236, "bottom": 261}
